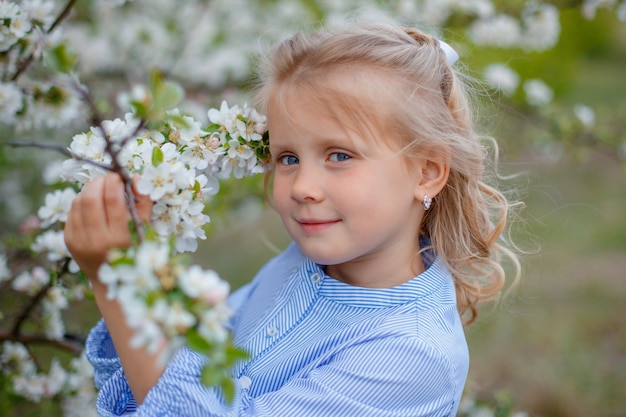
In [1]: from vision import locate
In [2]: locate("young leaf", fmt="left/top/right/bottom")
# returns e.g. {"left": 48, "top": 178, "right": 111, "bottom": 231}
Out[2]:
{"left": 152, "top": 146, "right": 164, "bottom": 166}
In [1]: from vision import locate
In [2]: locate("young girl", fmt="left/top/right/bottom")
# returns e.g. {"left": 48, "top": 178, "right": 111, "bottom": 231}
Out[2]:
{"left": 65, "top": 20, "right": 520, "bottom": 417}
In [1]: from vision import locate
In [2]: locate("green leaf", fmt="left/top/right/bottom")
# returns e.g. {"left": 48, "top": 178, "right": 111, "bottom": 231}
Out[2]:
{"left": 186, "top": 329, "right": 211, "bottom": 352}
{"left": 201, "top": 366, "right": 221, "bottom": 387}
{"left": 49, "top": 43, "right": 77, "bottom": 73}
{"left": 220, "top": 379, "right": 236, "bottom": 404}
{"left": 205, "top": 123, "right": 222, "bottom": 132}
{"left": 150, "top": 70, "right": 184, "bottom": 114}
{"left": 151, "top": 146, "right": 164, "bottom": 166}
{"left": 225, "top": 345, "right": 249, "bottom": 364}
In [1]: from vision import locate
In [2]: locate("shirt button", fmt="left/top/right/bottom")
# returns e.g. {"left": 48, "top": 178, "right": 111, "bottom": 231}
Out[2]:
{"left": 266, "top": 325, "right": 278, "bottom": 337}
{"left": 310, "top": 272, "right": 322, "bottom": 284}
{"left": 239, "top": 375, "right": 252, "bottom": 390}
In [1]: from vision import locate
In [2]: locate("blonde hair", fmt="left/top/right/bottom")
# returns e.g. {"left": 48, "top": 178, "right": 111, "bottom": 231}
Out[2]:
{"left": 254, "top": 21, "right": 521, "bottom": 325}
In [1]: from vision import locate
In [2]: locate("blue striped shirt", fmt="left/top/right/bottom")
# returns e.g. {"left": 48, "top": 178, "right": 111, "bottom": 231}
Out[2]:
{"left": 86, "top": 242, "right": 469, "bottom": 416}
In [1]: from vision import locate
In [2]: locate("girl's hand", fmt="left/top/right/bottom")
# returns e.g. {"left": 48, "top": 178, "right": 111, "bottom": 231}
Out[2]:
{"left": 64, "top": 173, "right": 152, "bottom": 280}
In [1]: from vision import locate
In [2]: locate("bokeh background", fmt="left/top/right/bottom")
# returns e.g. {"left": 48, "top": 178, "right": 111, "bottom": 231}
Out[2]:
{"left": 1, "top": 1, "right": 625, "bottom": 416}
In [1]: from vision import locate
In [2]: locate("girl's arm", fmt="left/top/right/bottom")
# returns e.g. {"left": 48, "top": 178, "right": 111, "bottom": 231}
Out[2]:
{"left": 64, "top": 173, "right": 162, "bottom": 404}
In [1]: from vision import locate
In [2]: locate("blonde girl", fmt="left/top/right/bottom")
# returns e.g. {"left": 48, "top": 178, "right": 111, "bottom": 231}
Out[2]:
{"left": 66, "top": 20, "right": 520, "bottom": 417}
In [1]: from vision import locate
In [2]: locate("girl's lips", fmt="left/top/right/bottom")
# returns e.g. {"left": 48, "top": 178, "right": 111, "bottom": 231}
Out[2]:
{"left": 297, "top": 219, "right": 341, "bottom": 233}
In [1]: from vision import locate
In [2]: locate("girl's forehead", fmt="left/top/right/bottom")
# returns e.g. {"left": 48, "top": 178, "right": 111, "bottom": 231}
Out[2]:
{"left": 267, "top": 88, "right": 403, "bottom": 155}
{"left": 268, "top": 69, "right": 396, "bottom": 128}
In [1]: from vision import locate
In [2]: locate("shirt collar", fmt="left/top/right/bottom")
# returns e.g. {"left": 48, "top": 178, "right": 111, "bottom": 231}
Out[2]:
{"left": 296, "top": 255, "right": 452, "bottom": 308}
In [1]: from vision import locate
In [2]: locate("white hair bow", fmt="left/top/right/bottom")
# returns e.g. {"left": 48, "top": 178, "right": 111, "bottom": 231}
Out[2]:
{"left": 438, "top": 39, "right": 459, "bottom": 65}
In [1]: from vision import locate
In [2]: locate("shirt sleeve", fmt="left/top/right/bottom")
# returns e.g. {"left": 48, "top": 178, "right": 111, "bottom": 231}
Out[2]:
{"left": 85, "top": 319, "right": 123, "bottom": 390}
{"left": 91, "top": 333, "right": 459, "bottom": 417}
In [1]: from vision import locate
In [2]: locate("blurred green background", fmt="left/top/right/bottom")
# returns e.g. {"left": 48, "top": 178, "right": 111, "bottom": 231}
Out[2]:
{"left": 1, "top": 4, "right": 625, "bottom": 417}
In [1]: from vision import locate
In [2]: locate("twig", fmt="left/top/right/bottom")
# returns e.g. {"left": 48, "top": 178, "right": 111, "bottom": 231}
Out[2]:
{"left": 11, "top": 0, "right": 79, "bottom": 82}
{"left": 10, "top": 282, "right": 53, "bottom": 337}
{"left": 9, "top": 258, "right": 71, "bottom": 337}
{"left": 71, "top": 79, "right": 148, "bottom": 242}
{"left": 0, "top": 333, "right": 83, "bottom": 355}
{"left": 2, "top": 140, "right": 115, "bottom": 173}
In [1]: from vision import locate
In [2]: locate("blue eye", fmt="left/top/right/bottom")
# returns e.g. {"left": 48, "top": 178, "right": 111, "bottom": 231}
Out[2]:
{"left": 328, "top": 152, "right": 351, "bottom": 162}
{"left": 280, "top": 155, "right": 299, "bottom": 165}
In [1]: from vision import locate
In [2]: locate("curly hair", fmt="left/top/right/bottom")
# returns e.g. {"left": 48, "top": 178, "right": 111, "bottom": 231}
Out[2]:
{"left": 254, "top": 20, "right": 522, "bottom": 325}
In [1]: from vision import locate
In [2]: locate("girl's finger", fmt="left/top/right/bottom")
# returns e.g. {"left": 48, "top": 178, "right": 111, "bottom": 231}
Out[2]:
{"left": 78, "top": 176, "right": 111, "bottom": 251}
{"left": 102, "top": 174, "right": 132, "bottom": 248}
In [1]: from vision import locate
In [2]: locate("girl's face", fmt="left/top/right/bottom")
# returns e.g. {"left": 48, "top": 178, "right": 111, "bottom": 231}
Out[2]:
{"left": 268, "top": 85, "right": 427, "bottom": 287}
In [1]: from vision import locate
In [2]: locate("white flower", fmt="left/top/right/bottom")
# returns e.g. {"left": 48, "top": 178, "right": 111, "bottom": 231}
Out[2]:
{"left": 198, "top": 304, "right": 231, "bottom": 343}
{"left": 483, "top": 63, "right": 520, "bottom": 96}
{"left": 582, "top": 0, "right": 617, "bottom": 19}
{"left": 227, "top": 138, "right": 255, "bottom": 161}
{"left": 180, "top": 142, "right": 220, "bottom": 170}
{"left": 0, "top": 82, "right": 23, "bottom": 123}
{"left": 7, "top": 6, "right": 32, "bottom": 39}
{"left": 129, "top": 318, "right": 163, "bottom": 353}
{"left": 1, "top": 341, "right": 31, "bottom": 370}
{"left": 68, "top": 131, "right": 108, "bottom": 161}
{"left": 37, "top": 188, "right": 77, "bottom": 227}
{"left": 524, "top": 79, "right": 554, "bottom": 107}
{"left": 178, "top": 265, "right": 229, "bottom": 305}
{"left": 100, "top": 113, "right": 142, "bottom": 145}
{"left": 521, "top": 4, "right": 561, "bottom": 52}
{"left": 12, "top": 267, "right": 49, "bottom": 295}
{"left": 574, "top": 103, "right": 595, "bottom": 128}
{"left": 44, "top": 358, "right": 68, "bottom": 396}
{"left": 42, "top": 303, "right": 65, "bottom": 340}
{"left": 137, "top": 163, "right": 179, "bottom": 200}
{"left": 98, "top": 263, "right": 122, "bottom": 299}
{"left": 152, "top": 299, "right": 196, "bottom": 335}
{"left": 468, "top": 14, "right": 522, "bottom": 48}
{"left": 20, "top": 0, "right": 56, "bottom": 29}
{"left": 13, "top": 374, "right": 47, "bottom": 402}
{"left": 208, "top": 100, "right": 241, "bottom": 137}
{"left": 42, "top": 160, "right": 66, "bottom": 185}
{"left": 31, "top": 230, "right": 70, "bottom": 262}
{"left": 45, "top": 286, "right": 69, "bottom": 310}
{"left": 66, "top": 353, "right": 94, "bottom": 392}
{"left": 135, "top": 241, "right": 169, "bottom": 275}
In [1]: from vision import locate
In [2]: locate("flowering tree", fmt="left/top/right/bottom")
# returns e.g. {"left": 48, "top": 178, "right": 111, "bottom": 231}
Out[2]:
{"left": 0, "top": 0, "right": 624, "bottom": 415}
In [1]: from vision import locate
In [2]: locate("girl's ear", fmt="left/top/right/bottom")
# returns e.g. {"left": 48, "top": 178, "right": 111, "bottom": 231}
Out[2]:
{"left": 414, "top": 150, "right": 450, "bottom": 201}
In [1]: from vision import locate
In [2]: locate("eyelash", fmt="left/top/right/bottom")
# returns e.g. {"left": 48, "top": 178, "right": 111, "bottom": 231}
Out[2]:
{"left": 328, "top": 152, "right": 351, "bottom": 162}
{"left": 276, "top": 152, "right": 351, "bottom": 166}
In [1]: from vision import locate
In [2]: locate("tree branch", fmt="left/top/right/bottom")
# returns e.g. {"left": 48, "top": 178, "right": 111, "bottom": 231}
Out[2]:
{"left": 10, "top": 281, "right": 52, "bottom": 337}
{"left": 1, "top": 140, "right": 115, "bottom": 173}
{"left": 72, "top": 79, "right": 148, "bottom": 242}
{"left": 0, "top": 332, "right": 84, "bottom": 355}
{"left": 11, "top": 0, "right": 79, "bottom": 82}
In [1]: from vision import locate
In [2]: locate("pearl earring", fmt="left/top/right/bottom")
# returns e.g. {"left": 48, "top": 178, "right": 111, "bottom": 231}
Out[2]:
{"left": 423, "top": 194, "right": 432, "bottom": 210}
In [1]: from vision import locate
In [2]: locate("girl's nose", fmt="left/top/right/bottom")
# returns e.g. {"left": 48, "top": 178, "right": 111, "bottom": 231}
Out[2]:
{"left": 291, "top": 164, "right": 323, "bottom": 202}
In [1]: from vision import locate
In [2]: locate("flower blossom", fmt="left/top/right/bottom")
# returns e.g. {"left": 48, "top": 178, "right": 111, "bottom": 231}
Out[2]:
{"left": 178, "top": 265, "right": 230, "bottom": 305}
{"left": 521, "top": 3, "right": 561, "bottom": 52}
{"left": 574, "top": 103, "right": 596, "bottom": 128}
{"left": 468, "top": 14, "right": 522, "bottom": 48}
{"left": 37, "top": 188, "right": 77, "bottom": 227}
{"left": 0, "top": 82, "right": 23, "bottom": 123}
{"left": 31, "top": 230, "right": 71, "bottom": 262}
{"left": 483, "top": 63, "right": 520, "bottom": 96}
{"left": 524, "top": 79, "right": 554, "bottom": 107}
{"left": 12, "top": 267, "right": 49, "bottom": 296}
